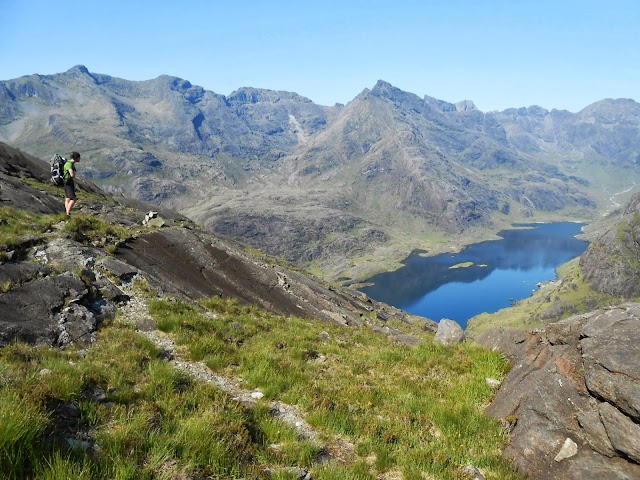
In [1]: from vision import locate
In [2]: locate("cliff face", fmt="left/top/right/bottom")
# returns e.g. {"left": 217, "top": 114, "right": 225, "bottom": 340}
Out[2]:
{"left": 580, "top": 192, "right": 640, "bottom": 297}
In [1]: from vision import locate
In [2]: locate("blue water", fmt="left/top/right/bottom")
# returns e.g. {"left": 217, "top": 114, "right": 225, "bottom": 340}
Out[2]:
{"left": 360, "top": 222, "right": 589, "bottom": 329}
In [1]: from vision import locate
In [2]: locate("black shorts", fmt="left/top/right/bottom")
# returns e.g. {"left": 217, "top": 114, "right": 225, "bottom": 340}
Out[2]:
{"left": 64, "top": 179, "right": 77, "bottom": 200}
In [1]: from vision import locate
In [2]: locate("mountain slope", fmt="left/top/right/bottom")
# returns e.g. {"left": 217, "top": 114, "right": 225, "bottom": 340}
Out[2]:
{"left": 1, "top": 67, "right": 638, "bottom": 281}
{"left": 0, "top": 66, "right": 337, "bottom": 207}
{"left": 0, "top": 141, "right": 427, "bottom": 336}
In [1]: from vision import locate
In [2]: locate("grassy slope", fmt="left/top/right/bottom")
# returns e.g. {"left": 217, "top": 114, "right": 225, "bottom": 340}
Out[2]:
{"left": 0, "top": 298, "right": 521, "bottom": 480}
{"left": 0, "top": 202, "right": 523, "bottom": 479}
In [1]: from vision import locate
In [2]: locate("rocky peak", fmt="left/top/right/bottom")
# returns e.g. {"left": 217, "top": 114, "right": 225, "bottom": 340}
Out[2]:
{"left": 455, "top": 99, "right": 477, "bottom": 112}
{"left": 226, "top": 87, "right": 312, "bottom": 105}
{"left": 67, "top": 65, "right": 90, "bottom": 75}
{"left": 369, "top": 79, "right": 426, "bottom": 112}
{"left": 576, "top": 98, "right": 640, "bottom": 124}
{"left": 500, "top": 105, "right": 550, "bottom": 117}
{"left": 423, "top": 94, "right": 457, "bottom": 112}
{"left": 63, "top": 65, "right": 98, "bottom": 85}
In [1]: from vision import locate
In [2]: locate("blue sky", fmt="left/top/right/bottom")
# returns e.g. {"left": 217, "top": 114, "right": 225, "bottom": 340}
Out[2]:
{"left": 1, "top": 0, "right": 638, "bottom": 112}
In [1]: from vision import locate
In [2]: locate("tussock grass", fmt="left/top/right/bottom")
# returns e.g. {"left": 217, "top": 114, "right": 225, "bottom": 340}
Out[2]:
{"left": 148, "top": 296, "right": 522, "bottom": 479}
{"left": 0, "top": 206, "right": 135, "bottom": 258}
{"left": 0, "top": 321, "right": 321, "bottom": 479}
{"left": 62, "top": 215, "right": 131, "bottom": 249}
{"left": 0, "top": 206, "right": 60, "bottom": 254}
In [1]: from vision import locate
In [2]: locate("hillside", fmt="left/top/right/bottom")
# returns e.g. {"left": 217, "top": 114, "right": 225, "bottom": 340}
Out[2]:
{"left": 0, "top": 142, "right": 523, "bottom": 479}
{"left": 3, "top": 67, "right": 639, "bottom": 281}
{"left": 2, "top": 144, "right": 640, "bottom": 478}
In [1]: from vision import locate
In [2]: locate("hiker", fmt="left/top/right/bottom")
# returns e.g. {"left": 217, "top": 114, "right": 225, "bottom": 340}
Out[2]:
{"left": 64, "top": 151, "right": 81, "bottom": 216}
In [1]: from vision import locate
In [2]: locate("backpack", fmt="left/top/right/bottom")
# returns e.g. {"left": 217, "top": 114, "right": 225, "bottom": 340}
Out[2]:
{"left": 50, "top": 154, "right": 66, "bottom": 186}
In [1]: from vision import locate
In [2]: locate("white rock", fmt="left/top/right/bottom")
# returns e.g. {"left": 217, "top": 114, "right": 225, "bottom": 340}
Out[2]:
{"left": 486, "top": 377, "right": 502, "bottom": 388}
{"left": 554, "top": 437, "right": 578, "bottom": 462}
{"left": 250, "top": 391, "right": 264, "bottom": 399}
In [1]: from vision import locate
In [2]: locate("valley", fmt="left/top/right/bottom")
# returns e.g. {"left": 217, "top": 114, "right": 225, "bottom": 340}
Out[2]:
{"left": 2, "top": 67, "right": 639, "bottom": 284}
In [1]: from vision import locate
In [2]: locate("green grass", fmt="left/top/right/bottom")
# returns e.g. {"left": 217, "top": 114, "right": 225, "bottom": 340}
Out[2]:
{"left": 0, "top": 204, "right": 136, "bottom": 260}
{"left": 0, "top": 321, "right": 325, "bottom": 479}
{"left": 22, "top": 177, "right": 108, "bottom": 205}
{"left": 0, "top": 180, "right": 522, "bottom": 478}
{"left": 61, "top": 215, "right": 132, "bottom": 250}
{"left": 146, "top": 296, "right": 522, "bottom": 479}
{"left": 0, "top": 206, "right": 61, "bottom": 255}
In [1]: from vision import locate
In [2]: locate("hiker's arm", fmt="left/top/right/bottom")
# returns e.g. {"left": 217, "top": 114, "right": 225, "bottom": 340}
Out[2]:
{"left": 69, "top": 167, "right": 75, "bottom": 178}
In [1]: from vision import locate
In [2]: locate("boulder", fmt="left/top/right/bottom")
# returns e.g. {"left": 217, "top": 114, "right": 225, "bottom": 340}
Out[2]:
{"left": 434, "top": 319, "right": 465, "bottom": 346}
{"left": 57, "top": 303, "right": 98, "bottom": 347}
{"left": 476, "top": 304, "right": 640, "bottom": 479}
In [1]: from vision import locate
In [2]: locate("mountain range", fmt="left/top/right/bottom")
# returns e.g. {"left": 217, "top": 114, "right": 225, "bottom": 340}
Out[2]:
{"left": 2, "top": 65, "right": 639, "bottom": 281}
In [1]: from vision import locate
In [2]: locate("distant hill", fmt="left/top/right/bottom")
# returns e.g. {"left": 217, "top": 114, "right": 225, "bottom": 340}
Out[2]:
{"left": 2, "top": 66, "right": 639, "bottom": 281}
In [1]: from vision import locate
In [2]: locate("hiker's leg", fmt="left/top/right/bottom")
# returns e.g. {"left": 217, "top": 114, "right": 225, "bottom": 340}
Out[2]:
{"left": 66, "top": 199, "right": 76, "bottom": 215}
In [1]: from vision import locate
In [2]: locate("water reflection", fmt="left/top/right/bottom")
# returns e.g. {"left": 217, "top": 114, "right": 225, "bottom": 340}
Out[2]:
{"left": 360, "top": 223, "right": 589, "bottom": 327}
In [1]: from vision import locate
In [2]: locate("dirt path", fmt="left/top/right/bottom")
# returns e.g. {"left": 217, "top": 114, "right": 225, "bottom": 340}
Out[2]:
{"left": 607, "top": 182, "right": 638, "bottom": 209}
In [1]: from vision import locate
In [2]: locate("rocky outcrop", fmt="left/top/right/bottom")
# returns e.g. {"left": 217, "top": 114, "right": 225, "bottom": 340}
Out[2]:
{"left": 114, "top": 226, "right": 414, "bottom": 327}
{"left": 580, "top": 192, "right": 640, "bottom": 297}
{"left": 476, "top": 304, "right": 640, "bottom": 479}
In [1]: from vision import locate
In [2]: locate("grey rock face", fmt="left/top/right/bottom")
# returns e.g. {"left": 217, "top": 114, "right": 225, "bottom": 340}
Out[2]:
{"left": 476, "top": 304, "right": 640, "bottom": 479}
{"left": 581, "top": 192, "right": 640, "bottom": 298}
{"left": 581, "top": 304, "right": 640, "bottom": 421}
{"left": 114, "top": 227, "right": 420, "bottom": 329}
{"left": 0, "top": 272, "right": 87, "bottom": 346}
{"left": 434, "top": 319, "right": 465, "bottom": 346}
{"left": 598, "top": 402, "right": 640, "bottom": 464}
